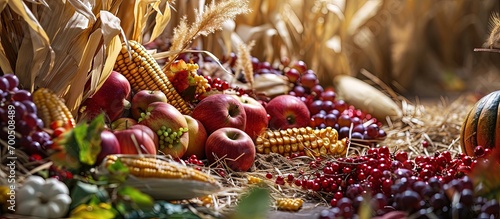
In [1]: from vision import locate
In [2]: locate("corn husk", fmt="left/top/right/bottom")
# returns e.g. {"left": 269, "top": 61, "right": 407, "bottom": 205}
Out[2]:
{"left": 333, "top": 74, "right": 402, "bottom": 121}
{"left": 126, "top": 177, "right": 222, "bottom": 201}
{"left": 98, "top": 155, "right": 222, "bottom": 201}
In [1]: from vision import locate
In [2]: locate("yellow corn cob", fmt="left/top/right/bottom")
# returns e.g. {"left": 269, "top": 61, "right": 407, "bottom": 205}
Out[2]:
{"left": 276, "top": 198, "right": 304, "bottom": 211}
{"left": 33, "top": 88, "right": 76, "bottom": 129}
{"left": 255, "top": 127, "right": 347, "bottom": 157}
{"left": 113, "top": 40, "right": 191, "bottom": 114}
{"left": 247, "top": 175, "right": 263, "bottom": 184}
{"left": 105, "top": 155, "right": 216, "bottom": 183}
{"left": 198, "top": 195, "right": 213, "bottom": 206}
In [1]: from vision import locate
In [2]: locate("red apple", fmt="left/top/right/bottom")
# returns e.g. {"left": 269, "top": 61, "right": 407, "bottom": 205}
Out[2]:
{"left": 233, "top": 94, "right": 268, "bottom": 140}
{"left": 131, "top": 90, "right": 168, "bottom": 120}
{"left": 182, "top": 115, "right": 208, "bottom": 159}
{"left": 111, "top": 117, "right": 137, "bottom": 131}
{"left": 114, "top": 129, "right": 156, "bottom": 155}
{"left": 80, "top": 71, "right": 131, "bottom": 122}
{"left": 191, "top": 94, "right": 246, "bottom": 134}
{"left": 129, "top": 124, "right": 159, "bottom": 148}
{"left": 138, "top": 102, "right": 189, "bottom": 158}
{"left": 266, "top": 95, "right": 310, "bottom": 130}
{"left": 205, "top": 127, "right": 255, "bottom": 172}
{"left": 96, "top": 130, "right": 121, "bottom": 164}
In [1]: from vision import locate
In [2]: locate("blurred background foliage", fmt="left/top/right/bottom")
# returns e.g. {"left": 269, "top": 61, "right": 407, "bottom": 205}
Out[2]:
{"left": 163, "top": 0, "right": 500, "bottom": 98}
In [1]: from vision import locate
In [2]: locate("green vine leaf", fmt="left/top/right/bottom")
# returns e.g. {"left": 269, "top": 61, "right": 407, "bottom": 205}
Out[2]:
{"left": 49, "top": 114, "right": 106, "bottom": 171}
{"left": 118, "top": 185, "right": 154, "bottom": 210}
{"left": 70, "top": 181, "right": 109, "bottom": 210}
{"left": 104, "top": 157, "right": 129, "bottom": 184}
{"left": 79, "top": 114, "right": 104, "bottom": 165}
{"left": 231, "top": 186, "right": 270, "bottom": 219}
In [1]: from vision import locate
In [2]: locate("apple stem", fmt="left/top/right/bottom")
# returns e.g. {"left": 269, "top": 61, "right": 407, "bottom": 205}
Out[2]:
{"left": 228, "top": 105, "right": 239, "bottom": 117}
{"left": 123, "top": 99, "right": 131, "bottom": 110}
{"left": 230, "top": 133, "right": 237, "bottom": 139}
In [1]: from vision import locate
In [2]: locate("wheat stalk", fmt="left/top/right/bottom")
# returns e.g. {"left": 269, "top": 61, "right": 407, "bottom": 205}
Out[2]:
{"left": 164, "top": 0, "right": 250, "bottom": 71}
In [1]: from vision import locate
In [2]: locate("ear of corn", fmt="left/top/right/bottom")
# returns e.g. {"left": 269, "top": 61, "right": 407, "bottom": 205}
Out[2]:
{"left": 105, "top": 155, "right": 215, "bottom": 183}
{"left": 113, "top": 40, "right": 192, "bottom": 114}
{"left": 276, "top": 198, "right": 304, "bottom": 211}
{"left": 33, "top": 88, "right": 76, "bottom": 129}
{"left": 255, "top": 127, "right": 347, "bottom": 157}
{"left": 247, "top": 175, "right": 263, "bottom": 184}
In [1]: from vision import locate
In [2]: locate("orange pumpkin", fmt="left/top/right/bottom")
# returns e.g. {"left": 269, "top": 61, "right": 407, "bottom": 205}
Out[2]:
{"left": 460, "top": 91, "right": 500, "bottom": 156}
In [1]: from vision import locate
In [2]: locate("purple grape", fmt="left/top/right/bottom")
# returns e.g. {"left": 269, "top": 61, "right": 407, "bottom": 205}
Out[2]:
{"left": 15, "top": 120, "right": 30, "bottom": 136}
{"left": 3, "top": 74, "right": 19, "bottom": 90}
{"left": 366, "top": 123, "right": 380, "bottom": 138}
{"left": 371, "top": 193, "right": 387, "bottom": 211}
{"left": 0, "top": 77, "right": 9, "bottom": 91}
{"left": 36, "top": 118, "right": 44, "bottom": 129}
{"left": 20, "top": 135, "right": 32, "bottom": 148}
{"left": 31, "top": 131, "right": 46, "bottom": 143}
{"left": 22, "top": 100, "right": 37, "bottom": 114}
{"left": 42, "top": 140, "right": 53, "bottom": 149}
{"left": 352, "top": 195, "right": 364, "bottom": 210}
{"left": 338, "top": 127, "right": 350, "bottom": 139}
{"left": 482, "top": 200, "right": 500, "bottom": 216}
{"left": 23, "top": 141, "right": 42, "bottom": 155}
{"left": 397, "top": 190, "right": 421, "bottom": 210}
{"left": 12, "top": 101, "right": 27, "bottom": 120}
{"left": 345, "top": 184, "right": 363, "bottom": 199}
{"left": 430, "top": 193, "right": 448, "bottom": 210}
{"left": 12, "top": 89, "right": 32, "bottom": 101}
{"left": 378, "top": 129, "right": 387, "bottom": 138}
{"left": 352, "top": 124, "right": 365, "bottom": 133}
{"left": 336, "top": 197, "right": 353, "bottom": 209}
{"left": 24, "top": 113, "right": 39, "bottom": 130}
{"left": 394, "top": 168, "right": 414, "bottom": 179}
{"left": 318, "top": 209, "right": 332, "bottom": 219}
{"left": 351, "top": 132, "right": 364, "bottom": 140}
{"left": 460, "top": 189, "right": 474, "bottom": 206}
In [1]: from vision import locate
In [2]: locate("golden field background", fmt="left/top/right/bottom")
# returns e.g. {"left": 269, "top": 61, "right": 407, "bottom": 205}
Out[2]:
{"left": 1, "top": 0, "right": 500, "bottom": 111}
{"left": 167, "top": 0, "right": 500, "bottom": 98}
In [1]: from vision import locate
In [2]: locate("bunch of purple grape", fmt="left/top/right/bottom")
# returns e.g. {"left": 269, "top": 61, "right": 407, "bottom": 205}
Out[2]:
{"left": 319, "top": 175, "right": 500, "bottom": 219}
{"left": 0, "top": 74, "right": 52, "bottom": 156}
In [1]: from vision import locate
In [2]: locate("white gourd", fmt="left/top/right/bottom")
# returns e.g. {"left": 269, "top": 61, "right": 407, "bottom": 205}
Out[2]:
{"left": 17, "top": 175, "right": 71, "bottom": 218}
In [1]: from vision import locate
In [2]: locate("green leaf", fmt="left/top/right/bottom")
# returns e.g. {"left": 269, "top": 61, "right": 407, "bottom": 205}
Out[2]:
{"left": 106, "top": 158, "right": 129, "bottom": 183}
{"left": 70, "top": 181, "right": 109, "bottom": 210}
{"left": 49, "top": 114, "right": 106, "bottom": 170}
{"left": 118, "top": 186, "right": 154, "bottom": 209}
{"left": 49, "top": 124, "right": 83, "bottom": 170}
{"left": 123, "top": 201, "right": 202, "bottom": 219}
{"left": 69, "top": 203, "right": 117, "bottom": 219}
{"left": 232, "top": 187, "right": 270, "bottom": 219}
{"left": 115, "top": 201, "right": 128, "bottom": 216}
{"left": 79, "top": 114, "right": 105, "bottom": 166}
